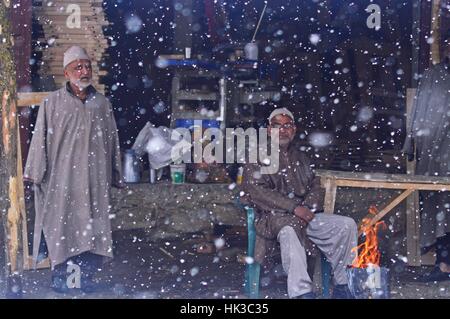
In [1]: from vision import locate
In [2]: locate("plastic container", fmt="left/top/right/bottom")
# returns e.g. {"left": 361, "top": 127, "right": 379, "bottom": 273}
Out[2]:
{"left": 244, "top": 42, "right": 258, "bottom": 61}
{"left": 170, "top": 163, "right": 186, "bottom": 184}
{"left": 123, "top": 149, "right": 141, "bottom": 183}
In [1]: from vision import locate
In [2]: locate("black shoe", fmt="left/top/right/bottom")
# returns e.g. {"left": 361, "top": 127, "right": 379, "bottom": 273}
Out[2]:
{"left": 332, "top": 284, "right": 353, "bottom": 299}
{"left": 51, "top": 275, "right": 70, "bottom": 294}
{"left": 293, "top": 291, "right": 316, "bottom": 299}
{"left": 419, "top": 266, "right": 450, "bottom": 282}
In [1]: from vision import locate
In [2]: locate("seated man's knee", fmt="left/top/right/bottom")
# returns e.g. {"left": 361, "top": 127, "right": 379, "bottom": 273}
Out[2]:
{"left": 277, "top": 226, "right": 297, "bottom": 242}
{"left": 341, "top": 216, "right": 357, "bottom": 233}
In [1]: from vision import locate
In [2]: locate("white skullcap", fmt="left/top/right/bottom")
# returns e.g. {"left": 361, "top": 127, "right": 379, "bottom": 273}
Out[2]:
{"left": 63, "top": 46, "right": 90, "bottom": 68}
{"left": 268, "top": 107, "right": 295, "bottom": 122}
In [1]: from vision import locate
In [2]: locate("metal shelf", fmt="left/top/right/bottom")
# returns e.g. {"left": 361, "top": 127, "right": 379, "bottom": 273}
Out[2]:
{"left": 240, "top": 90, "right": 279, "bottom": 104}
{"left": 175, "top": 90, "right": 219, "bottom": 101}
{"left": 171, "top": 111, "right": 220, "bottom": 120}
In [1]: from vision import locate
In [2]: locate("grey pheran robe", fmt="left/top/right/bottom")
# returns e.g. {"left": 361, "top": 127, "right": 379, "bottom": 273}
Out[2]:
{"left": 403, "top": 62, "right": 450, "bottom": 248}
{"left": 24, "top": 84, "right": 123, "bottom": 267}
{"left": 241, "top": 143, "right": 324, "bottom": 266}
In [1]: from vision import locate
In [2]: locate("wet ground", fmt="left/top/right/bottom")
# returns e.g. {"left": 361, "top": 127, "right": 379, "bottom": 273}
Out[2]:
{"left": 18, "top": 229, "right": 450, "bottom": 299}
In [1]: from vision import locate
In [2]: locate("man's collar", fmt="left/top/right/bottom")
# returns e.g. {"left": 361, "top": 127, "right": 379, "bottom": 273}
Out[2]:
{"left": 281, "top": 142, "right": 295, "bottom": 153}
{"left": 65, "top": 81, "right": 96, "bottom": 100}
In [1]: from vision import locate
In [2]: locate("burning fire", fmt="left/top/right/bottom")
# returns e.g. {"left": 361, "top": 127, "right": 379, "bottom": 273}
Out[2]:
{"left": 351, "top": 205, "right": 386, "bottom": 268}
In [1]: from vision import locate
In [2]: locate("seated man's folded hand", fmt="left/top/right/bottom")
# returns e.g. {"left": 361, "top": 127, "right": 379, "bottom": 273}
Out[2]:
{"left": 294, "top": 206, "right": 315, "bottom": 224}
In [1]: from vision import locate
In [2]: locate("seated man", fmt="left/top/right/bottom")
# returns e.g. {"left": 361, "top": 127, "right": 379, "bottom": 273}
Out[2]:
{"left": 241, "top": 107, "right": 358, "bottom": 299}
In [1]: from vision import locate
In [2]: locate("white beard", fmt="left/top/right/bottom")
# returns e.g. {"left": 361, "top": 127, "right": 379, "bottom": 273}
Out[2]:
{"left": 72, "top": 78, "right": 92, "bottom": 90}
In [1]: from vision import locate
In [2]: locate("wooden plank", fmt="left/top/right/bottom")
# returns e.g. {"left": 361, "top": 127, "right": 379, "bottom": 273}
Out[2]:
{"left": 17, "top": 92, "right": 50, "bottom": 107}
{"left": 39, "top": 34, "right": 107, "bottom": 39}
{"left": 42, "top": 38, "right": 108, "bottom": 45}
{"left": 17, "top": 129, "right": 30, "bottom": 271}
{"left": 43, "top": 48, "right": 107, "bottom": 55}
{"left": 24, "top": 256, "right": 50, "bottom": 271}
{"left": 40, "top": 25, "right": 101, "bottom": 34}
{"left": 34, "top": 0, "right": 109, "bottom": 97}
{"left": 406, "top": 190, "right": 421, "bottom": 266}
{"left": 41, "top": 60, "right": 101, "bottom": 67}
{"left": 41, "top": 53, "right": 105, "bottom": 60}
{"left": 38, "top": 19, "right": 110, "bottom": 26}
{"left": 316, "top": 169, "right": 450, "bottom": 184}
{"left": 430, "top": 0, "right": 441, "bottom": 64}
{"left": 35, "top": 4, "right": 103, "bottom": 10}
{"left": 362, "top": 189, "right": 415, "bottom": 235}
{"left": 405, "top": 87, "right": 421, "bottom": 266}
{"left": 35, "top": 7, "right": 105, "bottom": 14}
{"left": 334, "top": 179, "right": 450, "bottom": 191}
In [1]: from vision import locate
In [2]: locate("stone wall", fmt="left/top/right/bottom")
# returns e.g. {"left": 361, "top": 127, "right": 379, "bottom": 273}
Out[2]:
{"left": 111, "top": 182, "right": 407, "bottom": 260}
{"left": 110, "top": 182, "right": 246, "bottom": 241}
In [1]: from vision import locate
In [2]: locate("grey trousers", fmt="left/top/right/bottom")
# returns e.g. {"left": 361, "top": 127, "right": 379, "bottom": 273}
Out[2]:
{"left": 277, "top": 213, "right": 358, "bottom": 298}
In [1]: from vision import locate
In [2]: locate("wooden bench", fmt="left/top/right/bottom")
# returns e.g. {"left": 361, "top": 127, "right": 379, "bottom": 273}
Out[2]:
{"left": 316, "top": 169, "right": 450, "bottom": 266}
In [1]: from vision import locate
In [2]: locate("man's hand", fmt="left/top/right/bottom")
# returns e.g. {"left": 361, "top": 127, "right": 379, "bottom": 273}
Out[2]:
{"left": 294, "top": 206, "right": 315, "bottom": 224}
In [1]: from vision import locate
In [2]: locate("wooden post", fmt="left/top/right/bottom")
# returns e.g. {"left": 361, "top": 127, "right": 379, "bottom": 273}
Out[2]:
{"left": 0, "top": 0, "right": 24, "bottom": 297}
{"left": 430, "top": 0, "right": 441, "bottom": 65}
{"left": 323, "top": 178, "right": 337, "bottom": 214}
{"left": 405, "top": 88, "right": 422, "bottom": 266}
{"left": 15, "top": 92, "right": 51, "bottom": 270}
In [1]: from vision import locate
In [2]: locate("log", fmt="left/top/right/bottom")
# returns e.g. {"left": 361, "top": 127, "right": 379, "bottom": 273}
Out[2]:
{"left": 39, "top": 38, "right": 108, "bottom": 45}
{"left": 0, "top": 2, "right": 24, "bottom": 297}
{"left": 17, "top": 92, "right": 50, "bottom": 107}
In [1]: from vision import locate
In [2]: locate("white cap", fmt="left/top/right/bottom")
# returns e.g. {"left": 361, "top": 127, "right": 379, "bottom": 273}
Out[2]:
{"left": 63, "top": 46, "right": 90, "bottom": 68}
{"left": 268, "top": 107, "right": 295, "bottom": 122}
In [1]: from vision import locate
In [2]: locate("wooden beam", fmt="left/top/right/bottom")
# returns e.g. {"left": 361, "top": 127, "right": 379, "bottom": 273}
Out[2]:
{"left": 23, "top": 256, "right": 50, "bottom": 271}
{"left": 361, "top": 189, "right": 415, "bottom": 235}
{"left": 17, "top": 92, "right": 50, "bottom": 107}
{"left": 406, "top": 88, "right": 421, "bottom": 266}
{"left": 17, "top": 128, "right": 29, "bottom": 271}
{"left": 317, "top": 169, "right": 450, "bottom": 184}
{"left": 430, "top": 0, "right": 441, "bottom": 64}
{"left": 333, "top": 179, "right": 450, "bottom": 191}
{"left": 323, "top": 178, "right": 337, "bottom": 214}
{"left": 406, "top": 190, "right": 421, "bottom": 266}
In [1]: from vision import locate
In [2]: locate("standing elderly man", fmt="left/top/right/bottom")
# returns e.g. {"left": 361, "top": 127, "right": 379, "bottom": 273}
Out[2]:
{"left": 403, "top": 30, "right": 450, "bottom": 282}
{"left": 24, "top": 46, "right": 123, "bottom": 293}
{"left": 242, "top": 107, "right": 358, "bottom": 299}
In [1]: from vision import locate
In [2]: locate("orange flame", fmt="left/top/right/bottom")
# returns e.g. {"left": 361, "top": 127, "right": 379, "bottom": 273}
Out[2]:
{"left": 351, "top": 205, "right": 386, "bottom": 268}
